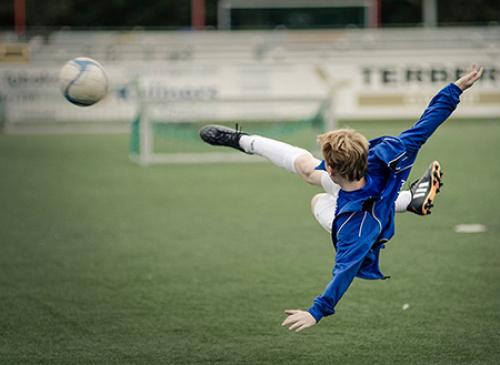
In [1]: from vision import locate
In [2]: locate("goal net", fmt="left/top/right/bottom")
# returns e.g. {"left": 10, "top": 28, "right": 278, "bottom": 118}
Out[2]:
{"left": 129, "top": 100, "right": 332, "bottom": 165}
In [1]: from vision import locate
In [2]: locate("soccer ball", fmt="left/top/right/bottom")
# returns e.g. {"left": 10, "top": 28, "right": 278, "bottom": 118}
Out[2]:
{"left": 59, "top": 57, "right": 108, "bottom": 106}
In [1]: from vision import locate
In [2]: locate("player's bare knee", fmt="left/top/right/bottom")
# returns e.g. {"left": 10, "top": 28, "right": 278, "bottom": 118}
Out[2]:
{"left": 294, "top": 154, "right": 319, "bottom": 184}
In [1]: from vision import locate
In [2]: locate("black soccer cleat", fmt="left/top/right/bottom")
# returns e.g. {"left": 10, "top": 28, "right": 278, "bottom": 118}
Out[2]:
{"left": 407, "top": 161, "right": 444, "bottom": 216}
{"left": 199, "top": 124, "right": 250, "bottom": 153}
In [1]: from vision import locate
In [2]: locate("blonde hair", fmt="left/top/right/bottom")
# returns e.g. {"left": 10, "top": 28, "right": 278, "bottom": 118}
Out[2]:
{"left": 317, "top": 129, "right": 369, "bottom": 181}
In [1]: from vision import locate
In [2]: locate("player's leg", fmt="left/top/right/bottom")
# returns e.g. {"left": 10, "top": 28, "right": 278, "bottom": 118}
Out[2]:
{"left": 311, "top": 162, "right": 444, "bottom": 233}
{"left": 238, "top": 134, "right": 315, "bottom": 176}
{"left": 311, "top": 193, "right": 336, "bottom": 233}
{"left": 199, "top": 124, "right": 325, "bottom": 187}
{"left": 200, "top": 125, "right": 443, "bottom": 217}
{"left": 311, "top": 188, "right": 436, "bottom": 235}
{"left": 293, "top": 154, "right": 327, "bottom": 187}
{"left": 407, "top": 161, "right": 444, "bottom": 215}
{"left": 393, "top": 160, "right": 444, "bottom": 214}
{"left": 395, "top": 190, "right": 412, "bottom": 212}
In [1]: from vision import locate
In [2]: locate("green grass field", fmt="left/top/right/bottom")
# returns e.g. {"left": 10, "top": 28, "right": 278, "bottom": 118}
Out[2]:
{"left": 1, "top": 120, "right": 499, "bottom": 365}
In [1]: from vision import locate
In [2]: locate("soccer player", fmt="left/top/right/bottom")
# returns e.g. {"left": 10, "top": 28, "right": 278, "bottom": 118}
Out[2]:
{"left": 199, "top": 65, "right": 483, "bottom": 332}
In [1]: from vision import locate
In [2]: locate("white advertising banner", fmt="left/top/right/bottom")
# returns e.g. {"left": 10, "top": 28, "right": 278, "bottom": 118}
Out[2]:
{"left": 136, "top": 63, "right": 327, "bottom": 122}
{"left": 1, "top": 48, "right": 499, "bottom": 132}
{"left": 322, "top": 50, "right": 500, "bottom": 120}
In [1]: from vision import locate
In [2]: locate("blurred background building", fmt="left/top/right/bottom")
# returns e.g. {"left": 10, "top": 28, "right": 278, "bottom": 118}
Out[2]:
{"left": 1, "top": 0, "right": 500, "bottom": 30}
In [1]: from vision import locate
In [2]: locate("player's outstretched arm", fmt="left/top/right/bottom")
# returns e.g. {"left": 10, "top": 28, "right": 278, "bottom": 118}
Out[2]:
{"left": 454, "top": 64, "right": 484, "bottom": 91}
{"left": 398, "top": 64, "right": 483, "bottom": 154}
{"left": 282, "top": 215, "right": 379, "bottom": 333}
{"left": 281, "top": 255, "right": 362, "bottom": 333}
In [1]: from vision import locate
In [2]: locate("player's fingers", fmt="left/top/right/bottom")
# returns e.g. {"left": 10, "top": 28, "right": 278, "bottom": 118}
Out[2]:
{"left": 457, "top": 72, "right": 473, "bottom": 85}
{"left": 288, "top": 320, "right": 303, "bottom": 331}
{"left": 284, "top": 309, "right": 300, "bottom": 315}
{"left": 476, "top": 66, "right": 484, "bottom": 79}
{"left": 295, "top": 323, "right": 310, "bottom": 332}
{"left": 281, "top": 315, "right": 297, "bottom": 327}
{"left": 468, "top": 69, "right": 483, "bottom": 84}
{"left": 464, "top": 70, "right": 480, "bottom": 85}
{"left": 467, "top": 69, "right": 479, "bottom": 79}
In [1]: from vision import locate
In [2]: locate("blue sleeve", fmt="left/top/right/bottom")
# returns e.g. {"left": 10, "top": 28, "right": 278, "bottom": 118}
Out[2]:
{"left": 307, "top": 213, "right": 379, "bottom": 322}
{"left": 369, "top": 136, "right": 407, "bottom": 172}
{"left": 315, "top": 160, "right": 326, "bottom": 171}
{"left": 399, "top": 83, "right": 462, "bottom": 153}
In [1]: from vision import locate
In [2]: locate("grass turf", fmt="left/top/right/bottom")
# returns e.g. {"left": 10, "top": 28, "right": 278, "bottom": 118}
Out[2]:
{"left": 0, "top": 120, "right": 499, "bottom": 364}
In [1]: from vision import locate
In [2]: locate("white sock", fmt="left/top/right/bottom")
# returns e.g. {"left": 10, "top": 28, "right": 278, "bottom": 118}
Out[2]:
{"left": 239, "top": 135, "right": 312, "bottom": 173}
{"left": 395, "top": 190, "right": 412, "bottom": 212}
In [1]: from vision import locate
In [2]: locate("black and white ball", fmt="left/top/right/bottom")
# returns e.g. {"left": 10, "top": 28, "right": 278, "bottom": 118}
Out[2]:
{"left": 59, "top": 57, "right": 108, "bottom": 106}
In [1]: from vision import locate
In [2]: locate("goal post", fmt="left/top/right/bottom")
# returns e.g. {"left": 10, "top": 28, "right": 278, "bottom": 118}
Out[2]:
{"left": 129, "top": 97, "right": 333, "bottom": 165}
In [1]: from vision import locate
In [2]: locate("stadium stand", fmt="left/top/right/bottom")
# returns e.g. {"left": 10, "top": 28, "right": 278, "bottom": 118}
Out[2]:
{"left": 2, "top": 27, "right": 499, "bottom": 64}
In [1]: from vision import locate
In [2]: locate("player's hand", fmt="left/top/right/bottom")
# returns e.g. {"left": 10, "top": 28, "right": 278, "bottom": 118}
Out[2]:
{"left": 281, "top": 309, "right": 317, "bottom": 332}
{"left": 454, "top": 64, "right": 484, "bottom": 91}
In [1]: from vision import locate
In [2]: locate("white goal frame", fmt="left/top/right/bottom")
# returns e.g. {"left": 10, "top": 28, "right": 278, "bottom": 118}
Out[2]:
{"left": 130, "top": 96, "right": 336, "bottom": 166}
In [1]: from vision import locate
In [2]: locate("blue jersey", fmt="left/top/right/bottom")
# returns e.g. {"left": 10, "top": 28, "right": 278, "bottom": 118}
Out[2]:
{"left": 308, "top": 83, "right": 463, "bottom": 322}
